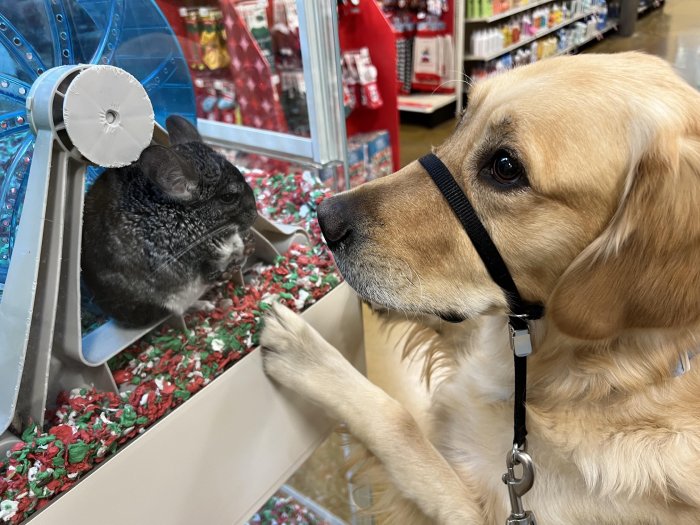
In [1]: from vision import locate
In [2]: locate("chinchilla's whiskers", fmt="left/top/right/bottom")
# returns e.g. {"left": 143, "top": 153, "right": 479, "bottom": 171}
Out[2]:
{"left": 147, "top": 223, "right": 236, "bottom": 279}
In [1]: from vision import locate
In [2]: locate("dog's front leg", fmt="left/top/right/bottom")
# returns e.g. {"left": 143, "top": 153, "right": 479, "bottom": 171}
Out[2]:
{"left": 260, "top": 303, "right": 484, "bottom": 525}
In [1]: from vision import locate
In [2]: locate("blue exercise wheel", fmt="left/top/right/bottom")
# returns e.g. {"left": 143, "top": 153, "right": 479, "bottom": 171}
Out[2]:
{"left": 0, "top": 0, "right": 196, "bottom": 437}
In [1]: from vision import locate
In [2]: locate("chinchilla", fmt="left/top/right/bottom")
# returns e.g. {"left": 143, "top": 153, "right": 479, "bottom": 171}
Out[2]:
{"left": 81, "top": 115, "right": 257, "bottom": 327}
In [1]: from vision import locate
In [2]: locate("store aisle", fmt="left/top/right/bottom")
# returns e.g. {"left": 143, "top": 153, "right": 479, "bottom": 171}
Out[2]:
{"left": 593, "top": 0, "right": 700, "bottom": 59}
{"left": 398, "top": 0, "right": 700, "bottom": 167}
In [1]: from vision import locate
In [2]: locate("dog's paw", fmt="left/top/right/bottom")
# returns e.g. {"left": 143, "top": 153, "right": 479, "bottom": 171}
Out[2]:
{"left": 260, "top": 302, "right": 319, "bottom": 388}
{"left": 260, "top": 302, "right": 348, "bottom": 399}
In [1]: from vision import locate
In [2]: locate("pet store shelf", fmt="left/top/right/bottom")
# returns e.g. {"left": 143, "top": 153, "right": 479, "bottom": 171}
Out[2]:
{"left": 340, "top": 0, "right": 402, "bottom": 170}
{"left": 555, "top": 19, "right": 618, "bottom": 56}
{"left": 638, "top": 0, "right": 664, "bottom": 15}
{"left": 464, "top": 9, "right": 596, "bottom": 61}
{"left": 460, "top": 19, "right": 617, "bottom": 96}
{"left": 28, "top": 283, "right": 365, "bottom": 525}
{"left": 398, "top": 93, "right": 457, "bottom": 114}
{"left": 465, "top": 0, "right": 558, "bottom": 24}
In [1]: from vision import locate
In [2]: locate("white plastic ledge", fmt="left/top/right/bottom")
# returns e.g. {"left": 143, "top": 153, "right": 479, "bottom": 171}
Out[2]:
{"left": 28, "top": 283, "right": 364, "bottom": 525}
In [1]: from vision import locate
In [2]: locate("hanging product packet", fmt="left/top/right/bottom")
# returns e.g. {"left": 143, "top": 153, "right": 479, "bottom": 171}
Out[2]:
{"left": 270, "top": 0, "right": 302, "bottom": 69}
{"left": 343, "top": 50, "right": 362, "bottom": 110}
{"left": 354, "top": 47, "right": 383, "bottom": 110}
{"left": 238, "top": 0, "right": 276, "bottom": 72}
{"left": 389, "top": 13, "right": 416, "bottom": 95}
{"left": 412, "top": 17, "right": 444, "bottom": 89}
{"left": 441, "top": 33, "right": 454, "bottom": 85}
{"left": 214, "top": 79, "right": 240, "bottom": 124}
{"left": 411, "top": 12, "right": 455, "bottom": 93}
{"left": 193, "top": 76, "right": 220, "bottom": 121}
{"left": 199, "top": 7, "right": 231, "bottom": 70}
{"left": 179, "top": 7, "right": 205, "bottom": 70}
{"left": 341, "top": 56, "right": 357, "bottom": 116}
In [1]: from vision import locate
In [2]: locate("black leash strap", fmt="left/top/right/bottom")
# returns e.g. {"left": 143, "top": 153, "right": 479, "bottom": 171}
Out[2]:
{"left": 418, "top": 153, "right": 544, "bottom": 448}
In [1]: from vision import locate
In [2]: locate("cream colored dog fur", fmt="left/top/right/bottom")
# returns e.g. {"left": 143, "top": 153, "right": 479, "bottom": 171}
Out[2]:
{"left": 260, "top": 52, "right": 700, "bottom": 524}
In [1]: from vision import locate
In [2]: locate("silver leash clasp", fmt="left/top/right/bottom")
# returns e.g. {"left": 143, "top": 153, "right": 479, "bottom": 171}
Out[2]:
{"left": 502, "top": 443, "right": 538, "bottom": 525}
{"left": 509, "top": 322, "right": 533, "bottom": 357}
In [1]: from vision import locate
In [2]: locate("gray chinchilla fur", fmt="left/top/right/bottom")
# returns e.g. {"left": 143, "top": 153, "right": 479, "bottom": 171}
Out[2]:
{"left": 81, "top": 115, "right": 257, "bottom": 328}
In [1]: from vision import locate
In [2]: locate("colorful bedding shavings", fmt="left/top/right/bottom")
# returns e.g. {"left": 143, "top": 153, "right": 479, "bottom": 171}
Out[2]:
{"left": 246, "top": 492, "right": 330, "bottom": 525}
{"left": 247, "top": 170, "right": 329, "bottom": 229}
{"left": 109, "top": 245, "right": 339, "bottom": 394}
{"left": 1, "top": 170, "right": 342, "bottom": 524}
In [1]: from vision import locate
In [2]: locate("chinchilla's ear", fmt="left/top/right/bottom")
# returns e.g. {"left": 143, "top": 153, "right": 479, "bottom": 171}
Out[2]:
{"left": 139, "top": 145, "right": 198, "bottom": 201}
{"left": 165, "top": 115, "right": 203, "bottom": 145}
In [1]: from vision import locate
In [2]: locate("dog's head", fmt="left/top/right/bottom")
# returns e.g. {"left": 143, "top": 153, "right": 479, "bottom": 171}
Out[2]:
{"left": 320, "top": 52, "right": 700, "bottom": 340}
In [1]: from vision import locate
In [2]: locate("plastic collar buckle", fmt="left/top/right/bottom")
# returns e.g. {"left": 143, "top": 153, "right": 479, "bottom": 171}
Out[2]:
{"left": 509, "top": 324, "right": 533, "bottom": 358}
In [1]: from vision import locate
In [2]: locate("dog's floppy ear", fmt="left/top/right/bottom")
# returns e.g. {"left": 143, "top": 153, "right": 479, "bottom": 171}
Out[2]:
{"left": 549, "top": 132, "right": 700, "bottom": 340}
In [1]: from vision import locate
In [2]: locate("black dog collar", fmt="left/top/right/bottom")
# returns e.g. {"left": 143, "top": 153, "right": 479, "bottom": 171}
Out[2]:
{"left": 418, "top": 152, "right": 544, "bottom": 448}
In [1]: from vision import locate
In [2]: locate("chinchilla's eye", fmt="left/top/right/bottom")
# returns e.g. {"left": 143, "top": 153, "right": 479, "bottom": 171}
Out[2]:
{"left": 219, "top": 192, "right": 239, "bottom": 204}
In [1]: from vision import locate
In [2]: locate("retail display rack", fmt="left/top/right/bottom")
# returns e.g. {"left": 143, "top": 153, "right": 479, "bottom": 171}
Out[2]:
{"left": 637, "top": 0, "right": 664, "bottom": 16}
{"left": 341, "top": 0, "right": 464, "bottom": 127}
{"left": 338, "top": 0, "right": 400, "bottom": 170}
{"left": 394, "top": 0, "right": 464, "bottom": 125}
{"left": 460, "top": 0, "right": 621, "bottom": 110}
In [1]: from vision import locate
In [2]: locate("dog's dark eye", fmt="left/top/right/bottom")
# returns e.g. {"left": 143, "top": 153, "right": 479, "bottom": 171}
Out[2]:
{"left": 490, "top": 150, "right": 524, "bottom": 185}
{"left": 219, "top": 192, "right": 238, "bottom": 204}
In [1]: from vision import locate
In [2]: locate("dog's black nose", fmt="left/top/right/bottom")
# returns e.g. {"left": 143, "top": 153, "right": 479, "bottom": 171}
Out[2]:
{"left": 318, "top": 195, "right": 354, "bottom": 244}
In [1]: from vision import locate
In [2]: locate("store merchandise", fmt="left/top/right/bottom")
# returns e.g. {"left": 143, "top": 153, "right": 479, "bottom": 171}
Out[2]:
{"left": 237, "top": 1, "right": 277, "bottom": 73}
{"left": 468, "top": 1, "right": 602, "bottom": 56}
{"left": 178, "top": 7, "right": 231, "bottom": 71}
{"left": 193, "top": 75, "right": 243, "bottom": 124}
{"left": 277, "top": 2, "right": 306, "bottom": 124}
{"left": 347, "top": 130, "right": 393, "bottom": 187}
{"left": 214, "top": 79, "right": 242, "bottom": 124}
{"left": 180, "top": 7, "right": 204, "bottom": 69}
{"left": 382, "top": 0, "right": 455, "bottom": 94}
{"left": 0, "top": 168, "right": 342, "bottom": 525}
{"left": 469, "top": 0, "right": 610, "bottom": 80}
{"left": 347, "top": 140, "right": 366, "bottom": 187}
{"left": 392, "top": 13, "right": 416, "bottom": 94}
{"left": 338, "top": 0, "right": 400, "bottom": 172}
{"left": 341, "top": 65, "right": 359, "bottom": 116}
{"left": 174, "top": 0, "right": 310, "bottom": 136}
{"left": 243, "top": 0, "right": 310, "bottom": 135}
{"left": 178, "top": 5, "right": 246, "bottom": 125}
{"left": 467, "top": 0, "right": 593, "bottom": 18}
{"left": 411, "top": 17, "right": 454, "bottom": 92}
{"left": 342, "top": 48, "right": 383, "bottom": 112}
{"left": 271, "top": 4, "right": 303, "bottom": 72}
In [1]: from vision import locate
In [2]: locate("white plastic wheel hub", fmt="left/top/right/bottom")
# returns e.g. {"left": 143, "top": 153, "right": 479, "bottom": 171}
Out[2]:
{"left": 62, "top": 65, "right": 154, "bottom": 167}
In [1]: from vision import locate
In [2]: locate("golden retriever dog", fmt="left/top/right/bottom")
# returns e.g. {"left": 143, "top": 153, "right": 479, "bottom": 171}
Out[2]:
{"left": 260, "top": 52, "right": 700, "bottom": 524}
